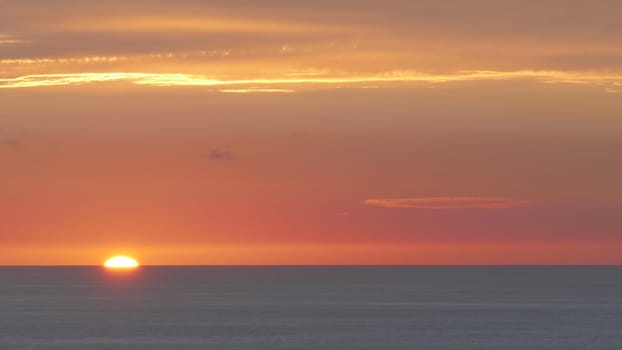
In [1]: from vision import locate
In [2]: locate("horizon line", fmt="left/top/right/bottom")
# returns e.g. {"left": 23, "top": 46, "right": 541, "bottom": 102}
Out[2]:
{"left": 1, "top": 264, "right": 621, "bottom": 267}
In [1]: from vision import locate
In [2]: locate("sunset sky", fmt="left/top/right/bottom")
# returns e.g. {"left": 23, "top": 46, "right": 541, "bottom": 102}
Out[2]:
{"left": 1, "top": 0, "right": 621, "bottom": 265}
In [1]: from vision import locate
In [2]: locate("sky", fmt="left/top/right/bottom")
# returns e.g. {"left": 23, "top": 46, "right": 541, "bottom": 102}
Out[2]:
{"left": 1, "top": 0, "right": 621, "bottom": 265}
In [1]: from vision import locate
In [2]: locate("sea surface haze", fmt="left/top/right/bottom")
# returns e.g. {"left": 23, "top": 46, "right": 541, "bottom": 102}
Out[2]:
{"left": 1, "top": 266, "right": 621, "bottom": 349}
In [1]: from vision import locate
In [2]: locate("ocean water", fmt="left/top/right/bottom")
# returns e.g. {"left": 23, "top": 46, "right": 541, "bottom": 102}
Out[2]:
{"left": 1, "top": 266, "right": 621, "bottom": 349}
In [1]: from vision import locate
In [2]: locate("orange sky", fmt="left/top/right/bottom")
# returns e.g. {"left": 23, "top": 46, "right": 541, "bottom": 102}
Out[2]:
{"left": 1, "top": 0, "right": 621, "bottom": 265}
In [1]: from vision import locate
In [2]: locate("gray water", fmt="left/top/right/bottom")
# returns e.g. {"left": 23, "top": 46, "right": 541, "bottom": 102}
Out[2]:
{"left": 1, "top": 267, "right": 621, "bottom": 349}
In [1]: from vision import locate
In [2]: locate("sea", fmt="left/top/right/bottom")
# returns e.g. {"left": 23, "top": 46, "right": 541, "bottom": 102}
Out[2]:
{"left": 1, "top": 266, "right": 621, "bottom": 349}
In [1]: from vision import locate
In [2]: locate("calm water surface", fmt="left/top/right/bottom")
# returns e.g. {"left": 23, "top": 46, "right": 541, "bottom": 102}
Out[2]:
{"left": 1, "top": 266, "right": 621, "bottom": 349}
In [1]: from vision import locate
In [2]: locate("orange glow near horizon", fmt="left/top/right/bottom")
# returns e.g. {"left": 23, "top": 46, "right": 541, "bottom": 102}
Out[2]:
{"left": 2, "top": 243, "right": 622, "bottom": 266}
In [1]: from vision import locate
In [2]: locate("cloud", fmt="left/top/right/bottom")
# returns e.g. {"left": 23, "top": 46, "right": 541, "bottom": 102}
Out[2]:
{"left": 3, "top": 140, "right": 21, "bottom": 147}
{"left": 0, "top": 34, "right": 24, "bottom": 45}
{"left": 62, "top": 15, "right": 340, "bottom": 35}
{"left": 2, "top": 0, "right": 622, "bottom": 82}
{"left": 1, "top": 70, "right": 621, "bottom": 91}
{"left": 2, "top": 1, "right": 622, "bottom": 96}
{"left": 363, "top": 197, "right": 530, "bottom": 210}
{"left": 201, "top": 149, "right": 234, "bottom": 161}
{"left": 219, "top": 88, "right": 295, "bottom": 94}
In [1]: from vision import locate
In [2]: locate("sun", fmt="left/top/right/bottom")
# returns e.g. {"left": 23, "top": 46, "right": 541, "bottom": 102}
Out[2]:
{"left": 104, "top": 255, "right": 139, "bottom": 269}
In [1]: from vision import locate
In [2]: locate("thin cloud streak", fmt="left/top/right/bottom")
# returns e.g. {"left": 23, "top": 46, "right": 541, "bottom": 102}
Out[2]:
{"left": 0, "top": 39, "right": 23, "bottom": 45}
{"left": 363, "top": 197, "right": 530, "bottom": 210}
{"left": 201, "top": 149, "right": 234, "bottom": 161}
{"left": 1, "top": 70, "right": 621, "bottom": 91}
{"left": 62, "top": 15, "right": 350, "bottom": 35}
{"left": 219, "top": 88, "right": 295, "bottom": 94}
{"left": 0, "top": 34, "right": 24, "bottom": 45}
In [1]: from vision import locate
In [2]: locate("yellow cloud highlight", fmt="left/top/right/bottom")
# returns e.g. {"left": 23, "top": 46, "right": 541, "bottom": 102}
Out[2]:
{"left": 0, "top": 70, "right": 621, "bottom": 91}
{"left": 0, "top": 73, "right": 160, "bottom": 89}
{"left": 363, "top": 197, "right": 530, "bottom": 209}
{"left": 219, "top": 88, "right": 296, "bottom": 94}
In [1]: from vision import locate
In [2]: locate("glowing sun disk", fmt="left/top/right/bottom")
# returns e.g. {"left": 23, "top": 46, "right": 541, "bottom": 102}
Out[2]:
{"left": 104, "top": 255, "right": 139, "bottom": 269}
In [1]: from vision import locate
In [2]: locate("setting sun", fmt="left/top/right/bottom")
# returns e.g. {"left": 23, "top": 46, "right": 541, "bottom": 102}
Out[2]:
{"left": 104, "top": 256, "right": 139, "bottom": 269}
